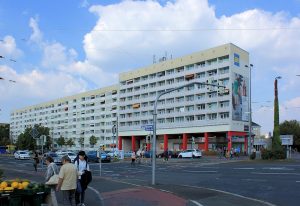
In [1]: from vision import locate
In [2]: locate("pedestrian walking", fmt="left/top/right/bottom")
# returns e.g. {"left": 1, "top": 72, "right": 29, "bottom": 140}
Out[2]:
{"left": 131, "top": 151, "right": 136, "bottom": 166}
{"left": 217, "top": 148, "right": 222, "bottom": 159}
{"left": 164, "top": 149, "right": 169, "bottom": 162}
{"left": 56, "top": 155, "right": 77, "bottom": 206}
{"left": 74, "top": 151, "right": 90, "bottom": 206}
{"left": 45, "top": 156, "right": 59, "bottom": 206}
{"left": 33, "top": 151, "right": 39, "bottom": 172}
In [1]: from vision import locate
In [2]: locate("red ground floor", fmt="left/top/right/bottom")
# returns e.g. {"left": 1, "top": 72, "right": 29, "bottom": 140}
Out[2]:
{"left": 118, "top": 131, "right": 249, "bottom": 153}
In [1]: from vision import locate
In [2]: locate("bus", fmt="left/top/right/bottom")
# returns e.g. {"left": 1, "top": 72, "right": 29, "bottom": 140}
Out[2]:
{"left": 0, "top": 146, "right": 8, "bottom": 154}
{"left": 0, "top": 145, "right": 16, "bottom": 154}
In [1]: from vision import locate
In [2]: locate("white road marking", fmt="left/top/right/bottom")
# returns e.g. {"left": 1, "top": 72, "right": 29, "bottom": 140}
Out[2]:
{"left": 183, "top": 170, "right": 217, "bottom": 173}
{"left": 233, "top": 168, "right": 255, "bottom": 170}
{"left": 242, "top": 179, "right": 267, "bottom": 182}
{"left": 296, "top": 181, "right": 300, "bottom": 183}
{"left": 88, "top": 186, "right": 104, "bottom": 204}
{"left": 263, "top": 167, "right": 294, "bottom": 171}
{"left": 190, "top": 200, "right": 204, "bottom": 206}
{"left": 182, "top": 184, "right": 276, "bottom": 206}
{"left": 252, "top": 172, "right": 300, "bottom": 175}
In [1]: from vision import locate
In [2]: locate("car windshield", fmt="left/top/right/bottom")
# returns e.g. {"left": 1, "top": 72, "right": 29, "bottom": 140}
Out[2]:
{"left": 68, "top": 152, "right": 76, "bottom": 156}
{"left": 19, "top": 152, "right": 27, "bottom": 154}
{"left": 49, "top": 153, "right": 58, "bottom": 157}
{"left": 88, "top": 151, "right": 96, "bottom": 155}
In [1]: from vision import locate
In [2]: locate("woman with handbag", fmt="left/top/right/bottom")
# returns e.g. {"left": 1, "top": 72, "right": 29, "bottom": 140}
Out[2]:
{"left": 74, "top": 151, "right": 90, "bottom": 206}
{"left": 45, "top": 156, "right": 59, "bottom": 206}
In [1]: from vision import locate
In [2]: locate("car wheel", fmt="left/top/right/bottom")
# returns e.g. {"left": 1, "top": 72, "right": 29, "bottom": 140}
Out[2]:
{"left": 192, "top": 155, "right": 195, "bottom": 158}
{"left": 179, "top": 155, "right": 182, "bottom": 158}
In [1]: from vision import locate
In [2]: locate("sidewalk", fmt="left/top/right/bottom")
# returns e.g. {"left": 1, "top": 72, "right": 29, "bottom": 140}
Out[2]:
{"left": 89, "top": 176, "right": 275, "bottom": 206}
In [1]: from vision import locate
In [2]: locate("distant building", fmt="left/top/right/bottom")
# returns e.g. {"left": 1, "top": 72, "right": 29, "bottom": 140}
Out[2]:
{"left": 10, "top": 86, "right": 118, "bottom": 149}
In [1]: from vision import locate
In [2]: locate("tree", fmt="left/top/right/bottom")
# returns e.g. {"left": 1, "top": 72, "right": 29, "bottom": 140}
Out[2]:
{"left": 15, "top": 124, "right": 51, "bottom": 151}
{"left": 78, "top": 137, "right": 84, "bottom": 148}
{"left": 56, "top": 136, "right": 66, "bottom": 148}
{"left": 66, "top": 138, "right": 75, "bottom": 147}
{"left": 280, "top": 120, "right": 300, "bottom": 151}
{"left": 273, "top": 78, "right": 281, "bottom": 151}
{"left": 89, "top": 135, "right": 98, "bottom": 147}
{"left": 0, "top": 124, "right": 10, "bottom": 145}
{"left": 16, "top": 128, "right": 36, "bottom": 150}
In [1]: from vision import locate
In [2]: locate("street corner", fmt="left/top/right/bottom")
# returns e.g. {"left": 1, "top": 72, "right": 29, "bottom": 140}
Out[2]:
{"left": 101, "top": 186, "right": 187, "bottom": 206}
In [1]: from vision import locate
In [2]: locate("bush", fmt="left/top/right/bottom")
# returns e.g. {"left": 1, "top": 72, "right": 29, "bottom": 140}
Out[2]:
{"left": 261, "top": 149, "right": 271, "bottom": 160}
{"left": 261, "top": 148, "right": 286, "bottom": 160}
{"left": 272, "top": 149, "right": 286, "bottom": 159}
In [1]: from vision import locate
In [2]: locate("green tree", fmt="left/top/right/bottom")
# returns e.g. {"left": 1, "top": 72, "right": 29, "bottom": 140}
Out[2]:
{"left": 78, "top": 137, "right": 84, "bottom": 148}
{"left": 0, "top": 124, "right": 10, "bottom": 145}
{"left": 66, "top": 138, "right": 75, "bottom": 147}
{"left": 273, "top": 78, "right": 281, "bottom": 151}
{"left": 16, "top": 128, "right": 36, "bottom": 150}
{"left": 280, "top": 120, "right": 300, "bottom": 151}
{"left": 89, "top": 135, "right": 98, "bottom": 147}
{"left": 15, "top": 124, "right": 51, "bottom": 151}
{"left": 56, "top": 136, "right": 66, "bottom": 148}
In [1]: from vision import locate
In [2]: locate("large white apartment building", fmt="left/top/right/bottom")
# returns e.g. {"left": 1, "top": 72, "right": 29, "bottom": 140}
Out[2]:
{"left": 118, "top": 43, "right": 250, "bottom": 153}
{"left": 10, "top": 43, "right": 251, "bottom": 153}
{"left": 10, "top": 85, "right": 118, "bottom": 149}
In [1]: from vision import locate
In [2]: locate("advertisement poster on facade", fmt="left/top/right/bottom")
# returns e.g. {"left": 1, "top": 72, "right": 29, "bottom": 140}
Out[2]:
{"left": 232, "top": 73, "right": 249, "bottom": 121}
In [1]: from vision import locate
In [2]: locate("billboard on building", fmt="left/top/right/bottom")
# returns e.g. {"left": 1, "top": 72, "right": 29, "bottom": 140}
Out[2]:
{"left": 232, "top": 73, "right": 249, "bottom": 121}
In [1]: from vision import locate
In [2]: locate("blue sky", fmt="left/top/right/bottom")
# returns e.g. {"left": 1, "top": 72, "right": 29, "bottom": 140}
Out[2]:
{"left": 0, "top": 0, "right": 300, "bottom": 134}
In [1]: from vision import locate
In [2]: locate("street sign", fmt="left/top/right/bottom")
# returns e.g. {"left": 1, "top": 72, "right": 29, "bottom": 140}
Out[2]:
{"left": 280, "top": 135, "right": 293, "bottom": 145}
{"left": 141, "top": 124, "right": 153, "bottom": 131}
{"left": 31, "top": 128, "right": 39, "bottom": 139}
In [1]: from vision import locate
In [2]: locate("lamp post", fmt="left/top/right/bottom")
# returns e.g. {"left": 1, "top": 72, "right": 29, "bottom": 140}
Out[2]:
{"left": 245, "top": 64, "right": 253, "bottom": 155}
{"left": 152, "top": 81, "right": 226, "bottom": 185}
{"left": 273, "top": 76, "right": 282, "bottom": 150}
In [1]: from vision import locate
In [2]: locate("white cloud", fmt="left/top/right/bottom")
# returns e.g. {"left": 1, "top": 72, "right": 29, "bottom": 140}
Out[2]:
{"left": 29, "top": 16, "right": 43, "bottom": 45}
{"left": 42, "top": 42, "right": 78, "bottom": 69}
{"left": 0, "top": 35, "right": 23, "bottom": 58}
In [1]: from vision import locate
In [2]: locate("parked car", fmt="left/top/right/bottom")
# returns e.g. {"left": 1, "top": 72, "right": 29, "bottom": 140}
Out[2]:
{"left": 60, "top": 152, "right": 77, "bottom": 162}
{"left": 157, "top": 151, "right": 178, "bottom": 158}
{"left": 87, "top": 151, "right": 111, "bottom": 163}
{"left": 178, "top": 149, "right": 202, "bottom": 158}
{"left": 144, "top": 151, "right": 153, "bottom": 158}
{"left": 14, "top": 150, "right": 31, "bottom": 160}
{"left": 43, "top": 152, "right": 62, "bottom": 165}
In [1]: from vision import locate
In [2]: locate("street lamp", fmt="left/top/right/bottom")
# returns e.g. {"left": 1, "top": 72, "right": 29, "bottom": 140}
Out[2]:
{"left": 152, "top": 81, "right": 226, "bottom": 185}
{"left": 245, "top": 64, "right": 253, "bottom": 155}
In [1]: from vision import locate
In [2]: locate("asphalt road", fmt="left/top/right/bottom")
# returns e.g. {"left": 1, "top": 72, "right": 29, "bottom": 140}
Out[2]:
{"left": 1, "top": 155, "right": 300, "bottom": 206}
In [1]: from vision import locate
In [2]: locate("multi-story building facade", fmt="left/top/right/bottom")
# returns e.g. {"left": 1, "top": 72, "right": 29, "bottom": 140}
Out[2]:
{"left": 118, "top": 43, "right": 251, "bottom": 153}
{"left": 10, "top": 85, "right": 118, "bottom": 149}
{"left": 10, "top": 43, "right": 251, "bottom": 153}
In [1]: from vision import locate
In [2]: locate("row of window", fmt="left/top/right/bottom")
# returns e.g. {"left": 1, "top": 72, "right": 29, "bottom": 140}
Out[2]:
{"left": 120, "top": 69, "right": 229, "bottom": 94}
{"left": 121, "top": 56, "right": 229, "bottom": 86}
{"left": 119, "top": 112, "right": 230, "bottom": 126}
